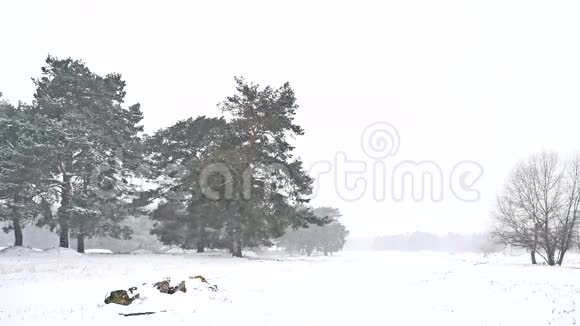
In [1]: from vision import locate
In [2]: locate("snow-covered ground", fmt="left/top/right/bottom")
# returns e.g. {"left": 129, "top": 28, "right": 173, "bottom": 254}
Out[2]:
{"left": 1, "top": 249, "right": 579, "bottom": 325}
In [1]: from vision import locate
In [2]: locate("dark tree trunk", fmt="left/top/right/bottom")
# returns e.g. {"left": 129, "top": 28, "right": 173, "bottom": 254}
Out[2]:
{"left": 543, "top": 219, "right": 555, "bottom": 266}
{"left": 59, "top": 172, "right": 72, "bottom": 248}
{"left": 547, "top": 250, "right": 556, "bottom": 266}
{"left": 531, "top": 226, "right": 538, "bottom": 264}
{"left": 230, "top": 214, "right": 243, "bottom": 258}
{"left": 232, "top": 232, "right": 242, "bottom": 257}
{"left": 12, "top": 217, "right": 23, "bottom": 247}
{"left": 557, "top": 251, "right": 565, "bottom": 266}
{"left": 77, "top": 234, "right": 85, "bottom": 253}
{"left": 59, "top": 224, "right": 69, "bottom": 248}
{"left": 557, "top": 221, "right": 574, "bottom": 266}
{"left": 197, "top": 223, "right": 205, "bottom": 253}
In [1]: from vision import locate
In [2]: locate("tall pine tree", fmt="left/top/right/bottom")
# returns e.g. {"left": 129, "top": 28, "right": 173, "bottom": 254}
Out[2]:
{"left": 144, "top": 116, "right": 227, "bottom": 252}
{"left": 0, "top": 97, "right": 56, "bottom": 246}
{"left": 33, "top": 56, "right": 144, "bottom": 251}
{"left": 218, "top": 77, "right": 326, "bottom": 256}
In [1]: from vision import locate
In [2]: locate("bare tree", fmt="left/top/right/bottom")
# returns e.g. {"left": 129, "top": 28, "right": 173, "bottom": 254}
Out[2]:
{"left": 492, "top": 152, "right": 580, "bottom": 266}
{"left": 555, "top": 155, "right": 580, "bottom": 265}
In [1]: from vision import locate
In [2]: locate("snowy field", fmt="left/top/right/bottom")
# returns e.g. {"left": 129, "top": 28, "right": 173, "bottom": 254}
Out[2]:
{"left": 0, "top": 248, "right": 579, "bottom": 325}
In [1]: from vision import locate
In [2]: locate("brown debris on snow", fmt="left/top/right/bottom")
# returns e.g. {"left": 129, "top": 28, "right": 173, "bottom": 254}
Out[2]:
{"left": 153, "top": 279, "right": 187, "bottom": 294}
{"left": 190, "top": 275, "right": 218, "bottom": 292}
{"left": 104, "top": 290, "right": 139, "bottom": 306}
{"left": 104, "top": 276, "right": 220, "bottom": 308}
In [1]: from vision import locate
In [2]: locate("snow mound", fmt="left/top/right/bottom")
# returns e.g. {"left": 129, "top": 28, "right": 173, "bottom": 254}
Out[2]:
{"left": 165, "top": 247, "right": 196, "bottom": 254}
{"left": 42, "top": 247, "right": 82, "bottom": 258}
{"left": 242, "top": 250, "right": 258, "bottom": 258}
{"left": 103, "top": 277, "right": 228, "bottom": 318}
{"left": 165, "top": 247, "right": 184, "bottom": 254}
{"left": 0, "top": 246, "right": 42, "bottom": 257}
{"left": 85, "top": 249, "right": 113, "bottom": 254}
{"left": 131, "top": 249, "right": 153, "bottom": 254}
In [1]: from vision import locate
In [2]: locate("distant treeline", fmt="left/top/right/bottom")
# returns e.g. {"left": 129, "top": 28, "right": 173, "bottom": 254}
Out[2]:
{"left": 371, "top": 232, "right": 501, "bottom": 253}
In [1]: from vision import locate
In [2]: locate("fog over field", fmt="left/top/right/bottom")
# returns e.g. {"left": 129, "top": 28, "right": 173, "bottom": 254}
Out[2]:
{"left": 1, "top": 0, "right": 580, "bottom": 325}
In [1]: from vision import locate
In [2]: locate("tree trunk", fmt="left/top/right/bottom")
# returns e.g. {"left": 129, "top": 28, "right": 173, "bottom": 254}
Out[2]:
{"left": 557, "top": 251, "right": 565, "bottom": 266}
{"left": 557, "top": 223, "right": 573, "bottom": 266}
{"left": 59, "top": 224, "right": 69, "bottom": 248}
{"left": 232, "top": 231, "right": 242, "bottom": 257}
{"left": 543, "top": 219, "right": 555, "bottom": 266}
{"left": 12, "top": 217, "right": 23, "bottom": 247}
{"left": 197, "top": 223, "right": 205, "bottom": 253}
{"left": 59, "top": 172, "right": 72, "bottom": 248}
{"left": 230, "top": 213, "right": 243, "bottom": 257}
{"left": 547, "top": 250, "right": 556, "bottom": 266}
{"left": 531, "top": 226, "right": 538, "bottom": 264}
{"left": 77, "top": 234, "right": 85, "bottom": 253}
{"left": 558, "top": 228, "right": 573, "bottom": 266}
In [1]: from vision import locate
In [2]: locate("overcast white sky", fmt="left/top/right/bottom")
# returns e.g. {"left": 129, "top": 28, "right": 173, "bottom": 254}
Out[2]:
{"left": 2, "top": 0, "right": 580, "bottom": 237}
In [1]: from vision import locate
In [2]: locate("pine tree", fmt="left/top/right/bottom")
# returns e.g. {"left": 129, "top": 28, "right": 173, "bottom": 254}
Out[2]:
{"left": 0, "top": 97, "right": 56, "bottom": 246}
{"left": 144, "top": 116, "right": 227, "bottom": 252}
{"left": 141, "top": 78, "right": 327, "bottom": 256}
{"left": 218, "top": 77, "right": 326, "bottom": 256}
{"left": 32, "top": 55, "right": 144, "bottom": 251}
